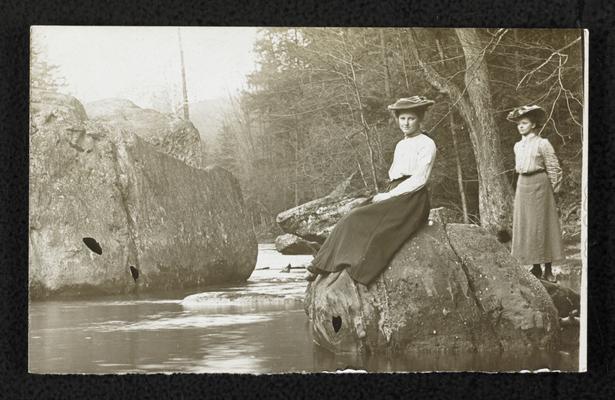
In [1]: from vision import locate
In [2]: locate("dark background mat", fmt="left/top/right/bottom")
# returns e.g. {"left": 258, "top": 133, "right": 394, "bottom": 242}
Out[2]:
{"left": 1, "top": 0, "right": 614, "bottom": 398}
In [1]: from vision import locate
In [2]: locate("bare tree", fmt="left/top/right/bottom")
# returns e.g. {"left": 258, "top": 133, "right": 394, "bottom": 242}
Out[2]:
{"left": 406, "top": 28, "right": 514, "bottom": 235}
{"left": 450, "top": 112, "right": 469, "bottom": 223}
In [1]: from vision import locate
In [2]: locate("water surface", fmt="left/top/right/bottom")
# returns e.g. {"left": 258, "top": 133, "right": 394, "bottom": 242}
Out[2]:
{"left": 29, "top": 244, "right": 579, "bottom": 374}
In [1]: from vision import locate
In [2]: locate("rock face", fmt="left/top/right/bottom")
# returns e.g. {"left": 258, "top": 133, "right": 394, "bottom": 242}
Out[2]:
{"left": 275, "top": 233, "right": 320, "bottom": 255}
{"left": 304, "top": 222, "right": 559, "bottom": 354}
{"left": 276, "top": 196, "right": 371, "bottom": 243}
{"left": 428, "top": 207, "right": 463, "bottom": 225}
{"left": 182, "top": 290, "right": 303, "bottom": 311}
{"left": 276, "top": 173, "right": 371, "bottom": 243}
{"left": 539, "top": 279, "right": 580, "bottom": 318}
{"left": 29, "top": 91, "right": 257, "bottom": 298}
{"left": 84, "top": 98, "right": 204, "bottom": 168}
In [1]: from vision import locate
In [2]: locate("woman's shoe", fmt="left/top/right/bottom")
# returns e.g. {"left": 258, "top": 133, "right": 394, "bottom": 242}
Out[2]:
{"left": 543, "top": 264, "right": 557, "bottom": 282}
{"left": 530, "top": 265, "right": 542, "bottom": 279}
{"left": 543, "top": 271, "right": 557, "bottom": 283}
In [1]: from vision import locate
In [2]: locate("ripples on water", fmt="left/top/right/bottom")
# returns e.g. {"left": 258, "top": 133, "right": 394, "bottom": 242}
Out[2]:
{"left": 28, "top": 244, "right": 579, "bottom": 374}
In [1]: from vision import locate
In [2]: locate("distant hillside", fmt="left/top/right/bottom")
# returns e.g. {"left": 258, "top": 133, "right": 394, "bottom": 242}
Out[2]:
{"left": 189, "top": 98, "right": 232, "bottom": 146}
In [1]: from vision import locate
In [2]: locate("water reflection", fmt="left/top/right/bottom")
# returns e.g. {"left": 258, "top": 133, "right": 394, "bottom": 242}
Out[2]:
{"left": 29, "top": 297, "right": 578, "bottom": 374}
{"left": 313, "top": 345, "right": 578, "bottom": 373}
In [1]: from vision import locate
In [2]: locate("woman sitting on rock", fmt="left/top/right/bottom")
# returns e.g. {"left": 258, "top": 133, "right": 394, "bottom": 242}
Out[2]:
{"left": 508, "top": 105, "right": 564, "bottom": 282}
{"left": 304, "top": 96, "right": 437, "bottom": 285}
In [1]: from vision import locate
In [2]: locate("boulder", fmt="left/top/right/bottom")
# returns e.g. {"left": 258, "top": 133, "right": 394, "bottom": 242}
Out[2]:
{"left": 304, "top": 222, "right": 559, "bottom": 355}
{"left": 428, "top": 207, "right": 463, "bottom": 225}
{"left": 538, "top": 279, "right": 580, "bottom": 318}
{"left": 276, "top": 174, "right": 371, "bottom": 243}
{"left": 29, "top": 91, "right": 257, "bottom": 298}
{"left": 276, "top": 195, "right": 371, "bottom": 243}
{"left": 84, "top": 98, "right": 204, "bottom": 168}
{"left": 276, "top": 178, "right": 461, "bottom": 244}
{"left": 444, "top": 224, "right": 559, "bottom": 351}
{"left": 275, "top": 233, "right": 320, "bottom": 255}
{"left": 30, "top": 90, "right": 88, "bottom": 126}
{"left": 182, "top": 291, "right": 303, "bottom": 311}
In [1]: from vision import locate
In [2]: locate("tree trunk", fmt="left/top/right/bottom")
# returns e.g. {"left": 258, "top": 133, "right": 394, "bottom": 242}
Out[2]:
{"left": 345, "top": 40, "right": 380, "bottom": 192}
{"left": 513, "top": 29, "right": 521, "bottom": 84}
{"left": 405, "top": 28, "right": 513, "bottom": 234}
{"left": 455, "top": 28, "right": 514, "bottom": 235}
{"left": 397, "top": 31, "right": 411, "bottom": 92}
{"left": 379, "top": 30, "right": 391, "bottom": 98}
{"left": 177, "top": 28, "right": 190, "bottom": 120}
{"left": 450, "top": 112, "right": 469, "bottom": 223}
{"left": 293, "top": 121, "right": 300, "bottom": 207}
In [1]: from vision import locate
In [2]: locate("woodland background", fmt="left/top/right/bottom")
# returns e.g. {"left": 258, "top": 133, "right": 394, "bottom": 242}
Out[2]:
{"left": 32, "top": 28, "right": 584, "bottom": 242}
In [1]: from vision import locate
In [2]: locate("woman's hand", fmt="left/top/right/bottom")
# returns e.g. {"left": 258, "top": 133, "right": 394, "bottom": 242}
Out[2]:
{"left": 372, "top": 192, "right": 391, "bottom": 203}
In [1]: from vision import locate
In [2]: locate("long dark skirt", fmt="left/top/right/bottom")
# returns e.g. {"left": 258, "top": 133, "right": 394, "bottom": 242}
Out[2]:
{"left": 511, "top": 171, "right": 564, "bottom": 264}
{"left": 309, "top": 178, "right": 430, "bottom": 286}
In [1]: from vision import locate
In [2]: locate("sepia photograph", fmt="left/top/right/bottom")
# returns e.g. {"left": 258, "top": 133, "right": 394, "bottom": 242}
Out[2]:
{"left": 28, "top": 26, "right": 587, "bottom": 374}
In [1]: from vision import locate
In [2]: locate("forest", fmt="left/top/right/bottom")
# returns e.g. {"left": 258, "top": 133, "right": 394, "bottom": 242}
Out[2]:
{"left": 207, "top": 28, "right": 584, "bottom": 242}
{"left": 31, "top": 27, "right": 584, "bottom": 243}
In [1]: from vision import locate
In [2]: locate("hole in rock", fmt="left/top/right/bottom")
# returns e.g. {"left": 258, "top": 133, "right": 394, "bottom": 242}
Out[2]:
{"left": 129, "top": 266, "right": 139, "bottom": 281}
{"left": 496, "top": 230, "right": 511, "bottom": 243}
{"left": 332, "top": 316, "right": 342, "bottom": 333}
{"left": 82, "top": 237, "right": 102, "bottom": 255}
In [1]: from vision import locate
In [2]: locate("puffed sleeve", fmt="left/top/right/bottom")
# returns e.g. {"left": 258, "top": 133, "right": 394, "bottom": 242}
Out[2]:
{"left": 385, "top": 139, "right": 437, "bottom": 197}
{"left": 539, "top": 138, "right": 563, "bottom": 193}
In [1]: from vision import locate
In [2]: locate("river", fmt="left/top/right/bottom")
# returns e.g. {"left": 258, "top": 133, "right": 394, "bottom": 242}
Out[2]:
{"left": 28, "top": 244, "right": 579, "bottom": 374}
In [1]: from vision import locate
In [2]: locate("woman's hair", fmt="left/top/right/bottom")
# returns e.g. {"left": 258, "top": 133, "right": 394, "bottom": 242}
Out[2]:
{"left": 394, "top": 108, "right": 426, "bottom": 120}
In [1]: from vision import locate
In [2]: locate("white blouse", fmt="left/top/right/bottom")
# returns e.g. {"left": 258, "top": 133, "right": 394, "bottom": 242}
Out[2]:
{"left": 386, "top": 133, "right": 437, "bottom": 197}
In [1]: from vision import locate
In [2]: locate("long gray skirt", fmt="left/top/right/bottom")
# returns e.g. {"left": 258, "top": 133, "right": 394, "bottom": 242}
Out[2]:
{"left": 309, "top": 177, "right": 430, "bottom": 286}
{"left": 511, "top": 172, "right": 564, "bottom": 264}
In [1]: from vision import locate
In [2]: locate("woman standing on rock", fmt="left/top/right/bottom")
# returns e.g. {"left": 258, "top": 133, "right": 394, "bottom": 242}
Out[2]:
{"left": 304, "top": 96, "right": 437, "bottom": 286}
{"left": 508, "top": 105, "right": 564, "bottom": 282}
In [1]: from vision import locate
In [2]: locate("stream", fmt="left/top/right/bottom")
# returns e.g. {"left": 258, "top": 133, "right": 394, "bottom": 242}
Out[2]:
{"left": 28, "top": 244, "right": 579, "bottom": 374}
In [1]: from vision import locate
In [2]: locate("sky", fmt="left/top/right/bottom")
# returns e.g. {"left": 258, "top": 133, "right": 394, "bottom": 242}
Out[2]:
{"left": 32, "top": 26, "right": 259, "bottom": 109}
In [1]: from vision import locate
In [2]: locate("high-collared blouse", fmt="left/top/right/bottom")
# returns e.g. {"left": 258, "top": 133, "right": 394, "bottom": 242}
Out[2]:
{"left": 514, "top": 133, "right": 563, "bottom": 192}
{"left": 386, "top": 133, "right": 437, "bottom": 197}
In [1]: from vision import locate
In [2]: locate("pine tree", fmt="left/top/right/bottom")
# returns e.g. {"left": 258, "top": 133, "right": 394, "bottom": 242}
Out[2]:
{"left": 30, "top": 34, "right": 66, "bottom": 92}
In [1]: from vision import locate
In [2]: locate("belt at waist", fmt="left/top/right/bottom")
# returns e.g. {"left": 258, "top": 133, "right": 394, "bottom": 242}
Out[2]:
{"left": 519, "top": 169, "right": 545, "bottom": 176}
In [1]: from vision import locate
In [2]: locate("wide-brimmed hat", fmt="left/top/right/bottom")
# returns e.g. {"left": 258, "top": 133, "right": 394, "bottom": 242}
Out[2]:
{"left": 387, "top": 96, "right": 435, "bottom": 112}
{"left": 506, "top": 105, "right": 546, "bottom": 123}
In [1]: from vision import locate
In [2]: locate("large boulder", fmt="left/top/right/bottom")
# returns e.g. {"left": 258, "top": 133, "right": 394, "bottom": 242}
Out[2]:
{"left": 539, "top": 279, "right": 580, "bottom": 318}
{"left": 304, "top": 222, "right": 559, "bottom": 355}
{"left": 29, "top": 91, "right": 257, "bottom": 298}
{"left": 84, "top": 98, "right": 204, "bottom": 168}
{"left": 276, "top": 173, "right": 371, "bottom": 243}
{"left": 276, "top": 172, "right": 461, "bottom": 244}
{"left": 445, "top": 224, "right": 559, "bottom": 351}
{"left": 276, "top": 196, "right": 371, "bottom": 243}
{"left": 30, "top": 90, "right": 88, "bottom": 125}
{"left": 275, "top": 233, "right": 320, "bottom": 255}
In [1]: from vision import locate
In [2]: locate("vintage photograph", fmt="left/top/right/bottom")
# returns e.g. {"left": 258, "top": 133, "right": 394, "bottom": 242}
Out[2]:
{"left": 28, "top": 26, "right": 587, "bottom": 373}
